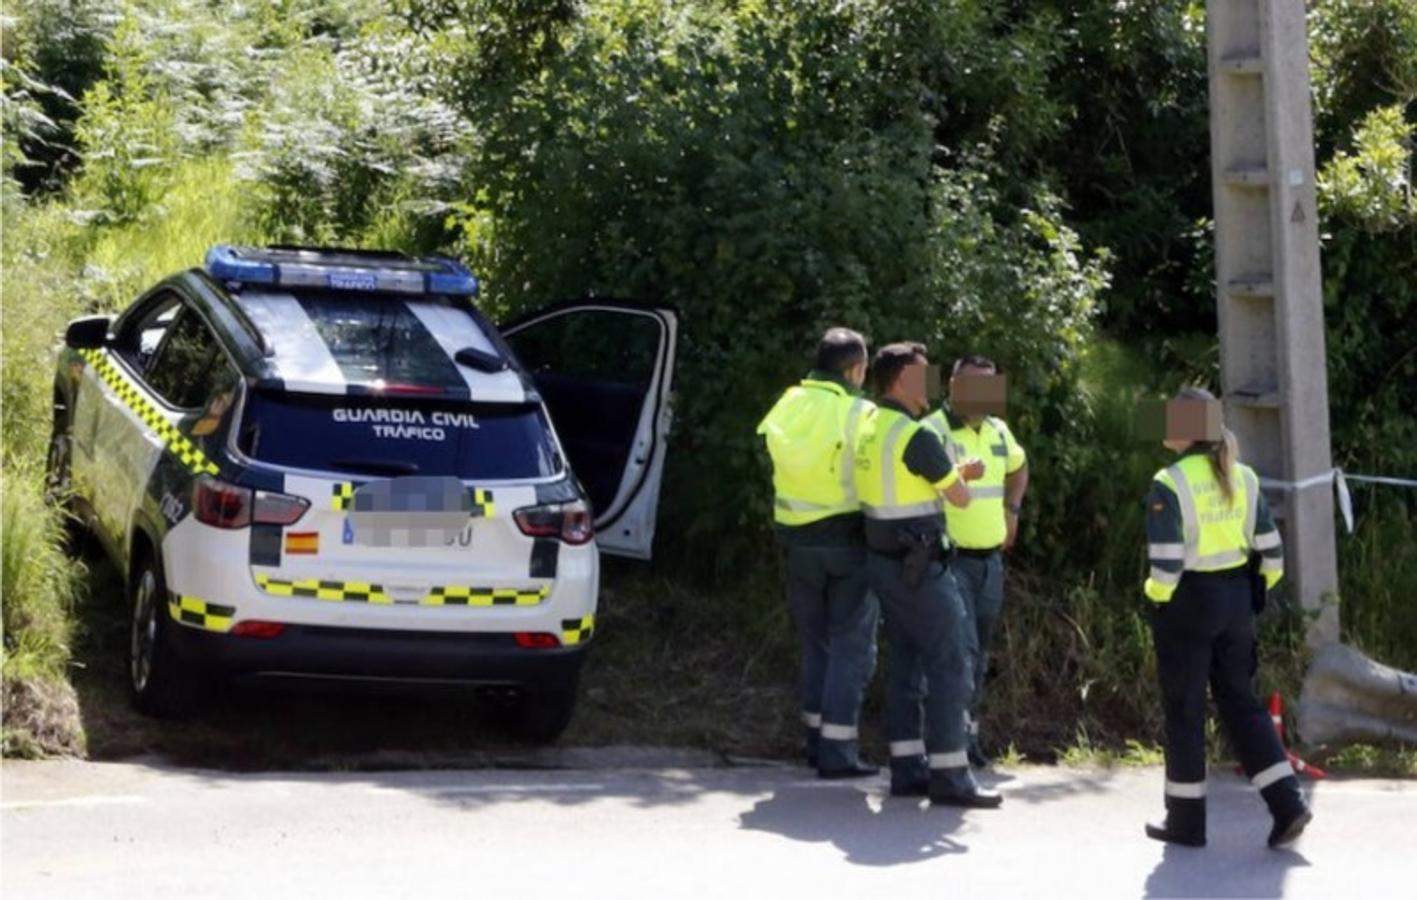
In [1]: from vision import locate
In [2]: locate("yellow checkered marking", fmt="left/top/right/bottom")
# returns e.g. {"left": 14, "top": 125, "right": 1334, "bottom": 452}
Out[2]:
{"left": 331, "top": 482, "right": 357, "bottom": 511}
{"left": 470, "top": 488, "right": 496, "bottom": 519}
{"left": 168, "top": 595, "right": 235, "bottom": 632}
{"left": 423, "top": 585, "right": 550, "bottom": 607}
{"left": 561, "top": 614, "right": 595, "bottom": 646}
{"left": 255, "top": 574, "right": 391, "bottom": 604}
{"left": 79, "top": 349, "right": 220, "bottom": 476}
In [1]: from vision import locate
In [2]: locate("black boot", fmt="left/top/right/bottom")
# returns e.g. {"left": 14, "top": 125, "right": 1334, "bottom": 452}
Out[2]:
{"left": 818, "top": 762, "right": 880, "bottom": 780}
{"left": 967, "top": 735, "right": 990, "bottom": 769}
{"left": 929, "top": 767, "right": 1003, "bottom": 809}
{"left": 1261, "top": 778, "right": 1312, "bottom": 849}
{"left": 889, "top": 757, "right": 929, "bottom": 797}
{"left": 803, "top": 727, "right": 820, "bottom": 769}
{"left": 1145, "top": 796, "right": 1206, "bottom": 847}
{"left": 889, "top": 779, "right": 929, "bottom": 797}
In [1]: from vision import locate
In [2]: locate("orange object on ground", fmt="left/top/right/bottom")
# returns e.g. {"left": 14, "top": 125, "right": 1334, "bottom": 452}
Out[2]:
{"left": 1269, "top": 692, "right": 1328, "bottom": 780}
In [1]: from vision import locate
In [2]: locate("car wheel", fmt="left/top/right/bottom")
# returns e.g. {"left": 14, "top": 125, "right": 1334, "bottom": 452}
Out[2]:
{"left": 506, "top": 680, "right": 580, "bottom": 744}
{"left": 45, "top": 412, "right": 94, "bottom": 554}
{"left": 44, "top": 423, "right": 72, "bottom": 500}
{"left": 129, "top": 554, "right": 200, "bottom": 719}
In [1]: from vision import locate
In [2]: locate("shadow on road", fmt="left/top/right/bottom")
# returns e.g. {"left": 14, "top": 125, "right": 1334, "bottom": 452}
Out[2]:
{"left": 1142, "top": 819, "right": 1311, "bottom": 898}
{"left": 738, "top": 785, "right": 969, "bottom": 867}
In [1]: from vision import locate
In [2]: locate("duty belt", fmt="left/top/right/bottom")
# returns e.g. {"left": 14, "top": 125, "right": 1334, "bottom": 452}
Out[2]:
{"left": 954, "top": 546, "right": 1002, "bottom": 559}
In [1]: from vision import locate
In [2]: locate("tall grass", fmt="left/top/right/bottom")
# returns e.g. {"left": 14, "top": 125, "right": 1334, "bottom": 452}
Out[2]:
{"left": 1339, "top": 494, "right": 1417, "bottom": 672}
{"left": 78, "top": 158, "right": 266, "bottom": 312}
{"left": 1, "top": 467, "right": 87, "bottom": 756}
{"left": 0, "top": 157, "right": 263, "bottom": 756}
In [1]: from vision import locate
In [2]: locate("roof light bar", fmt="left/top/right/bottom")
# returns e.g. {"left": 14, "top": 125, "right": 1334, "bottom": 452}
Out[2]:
{"left": 204, "top": 245, "right": 479, "bottom": 297}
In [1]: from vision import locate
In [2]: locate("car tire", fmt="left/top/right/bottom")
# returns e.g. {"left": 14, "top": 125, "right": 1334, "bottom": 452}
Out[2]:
{"left": 505, "top": 679, "right": 580, "bottom": 743}
{"left": 44, "top": 420, "right": 72, "bottom": 500}
{"left": 128, "top": 553, "right": 201, "bottom": 719}
{"left": 44, "top": 414, "right": 91, "bottom": 549}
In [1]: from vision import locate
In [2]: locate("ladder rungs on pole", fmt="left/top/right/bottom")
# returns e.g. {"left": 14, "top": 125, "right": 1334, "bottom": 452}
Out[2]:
{"left": 1220, "top": 52, "right": 1263, "bottom": 75}
{"left": 1223, "top": 165, "right": 1271, "bottom": 187}
{"left": 1228, "top": 275, "right": 1275, "bottom": 298}
{"left": 1227, "top": 389, "right": 1282, "bottom": 409}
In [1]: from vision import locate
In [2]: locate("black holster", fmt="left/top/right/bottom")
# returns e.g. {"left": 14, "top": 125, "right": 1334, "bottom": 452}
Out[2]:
{"left": 898, "top": 531, "right": 939, "bottom": 589}
{"left": 1246, "top": 552, "right": 1266, "bottom": 615}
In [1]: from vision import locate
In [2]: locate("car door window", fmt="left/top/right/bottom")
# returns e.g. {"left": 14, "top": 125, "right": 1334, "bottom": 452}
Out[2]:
{"left": 508, "top": 309, "right": 660, "bottom": 387}
{"left": 115, "top": 294, "right": 182, "bottom": 373}
{"left": 504, "top": 309, "right": 663, "bottom": 515}
{"left": 144, "top": 309, "right": 234, "bottom": 409}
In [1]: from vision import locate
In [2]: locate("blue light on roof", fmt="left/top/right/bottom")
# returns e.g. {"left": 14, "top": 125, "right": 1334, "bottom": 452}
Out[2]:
{"left": 426, "top": 261, "right": 479, "bottom": 297}
{"left": 205, "top": 245, "right": 278, "bottom": 287}
{"left": 203, "top": 245, "right": 480, "bottom": 297}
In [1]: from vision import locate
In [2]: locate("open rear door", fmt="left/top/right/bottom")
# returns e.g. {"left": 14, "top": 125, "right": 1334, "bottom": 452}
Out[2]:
{"left": 501, "top": 302, "right": 678, "bottom": 559}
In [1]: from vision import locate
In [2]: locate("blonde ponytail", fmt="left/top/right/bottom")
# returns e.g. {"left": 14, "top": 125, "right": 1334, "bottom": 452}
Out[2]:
{"left": 1209, "top": 426, "right": 1239, "bottom": 505}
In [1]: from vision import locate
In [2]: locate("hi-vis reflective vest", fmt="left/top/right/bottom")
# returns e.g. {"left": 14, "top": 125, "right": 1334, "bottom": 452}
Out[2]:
{"left": 853, "top": 405, "right": 957, "bottom": 524}
{"left": 923, "top": 411, "right": 1025, "bottom": 549}
{"left": 1144, "top": 453, "right": 1285, "bottom": 603}
{"left": 757, "top": 378, "right": 872, "bottom": 526}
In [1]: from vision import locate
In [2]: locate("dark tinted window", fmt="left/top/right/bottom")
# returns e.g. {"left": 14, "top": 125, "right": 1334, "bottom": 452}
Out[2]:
{"left": 145, "top": 310, "right": 236, "bottom": 409}
{"left": 506, "top": 308, "right": 661, "bottom": 387}
{"left": 295, "top": 293, "right": 466, "bottom": 389}
{"left": 241, "top": 393, "right": 562, "bottom": 480}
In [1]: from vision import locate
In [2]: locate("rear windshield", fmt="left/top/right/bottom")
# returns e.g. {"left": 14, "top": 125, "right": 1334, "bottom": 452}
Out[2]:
{"left": 240, "top": 392, "right": 563, "bottom": 480}
{"left": 233, "top": 290, "right": 504, "bottom": 392}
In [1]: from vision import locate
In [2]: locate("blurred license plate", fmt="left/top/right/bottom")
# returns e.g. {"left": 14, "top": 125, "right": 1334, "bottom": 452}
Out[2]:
{"left": 344, "top": 476, "right": 473, "bottom": 548}
{"left": 344, "top": 513, "right": 472, "bottom": 548}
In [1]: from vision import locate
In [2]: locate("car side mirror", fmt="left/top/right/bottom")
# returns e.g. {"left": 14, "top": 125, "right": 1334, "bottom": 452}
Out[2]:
{"left": 64, "top": 315, "right": 112, "bottom": 350}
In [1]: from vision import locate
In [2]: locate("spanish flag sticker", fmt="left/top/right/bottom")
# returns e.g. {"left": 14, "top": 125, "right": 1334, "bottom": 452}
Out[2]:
{"left": 285, "top": 532, "right": 319, "bottom": 555}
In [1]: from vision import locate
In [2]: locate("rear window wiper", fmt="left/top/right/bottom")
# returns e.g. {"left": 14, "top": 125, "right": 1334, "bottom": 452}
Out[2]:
{"left": 455, "top": 347, "right": 508, "bottom": 373}
{"left": 328, "top": 457, "right": 420, "bottom": 477}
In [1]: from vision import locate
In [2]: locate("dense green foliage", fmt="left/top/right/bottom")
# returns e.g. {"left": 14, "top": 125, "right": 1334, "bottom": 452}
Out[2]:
{"left": 3, "top": 0, "right": 1414, "bottom": 757}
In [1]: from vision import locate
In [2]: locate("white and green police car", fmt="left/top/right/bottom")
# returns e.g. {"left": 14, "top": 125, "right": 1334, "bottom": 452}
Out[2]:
{"left": 47, "top": 245, "right": 678, "bottom": 740}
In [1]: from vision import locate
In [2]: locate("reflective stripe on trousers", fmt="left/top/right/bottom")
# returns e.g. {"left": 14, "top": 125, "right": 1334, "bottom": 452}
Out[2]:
{"left": 1165, "top": 780, "right": 1207, "bottom": 799}
{"left": 1251, "top": 760, "right": 1294, "bottom": 789}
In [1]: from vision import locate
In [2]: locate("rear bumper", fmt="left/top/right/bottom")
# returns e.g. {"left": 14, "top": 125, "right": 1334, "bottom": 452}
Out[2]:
{"left": 168, "top": 624, "right": 589, "bottom": 690}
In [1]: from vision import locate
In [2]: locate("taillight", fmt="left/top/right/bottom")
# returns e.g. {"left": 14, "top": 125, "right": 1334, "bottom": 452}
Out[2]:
{"left": 514, "top": 632, "right": 561, "bottom": 649}
{"left": 193, "top": 476, "right": 309, "bottom": 529}
{"left": 513, "top": 500, "right": 594, "bottom": 545}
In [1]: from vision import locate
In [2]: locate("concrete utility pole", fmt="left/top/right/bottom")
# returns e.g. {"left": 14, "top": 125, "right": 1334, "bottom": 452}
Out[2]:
{"left": 1205, "top": 0, "right": 1339, "bottom": 645}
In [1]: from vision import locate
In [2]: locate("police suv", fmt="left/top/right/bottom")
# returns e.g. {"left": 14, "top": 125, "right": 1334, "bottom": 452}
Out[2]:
{"left": 48, "top": 246, "right": 678, "bottom": 739}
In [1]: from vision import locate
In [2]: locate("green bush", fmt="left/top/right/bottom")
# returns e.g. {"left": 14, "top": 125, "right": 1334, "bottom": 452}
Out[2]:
{"left": 424, "top": 0, "right": 1108, "bottom": 576}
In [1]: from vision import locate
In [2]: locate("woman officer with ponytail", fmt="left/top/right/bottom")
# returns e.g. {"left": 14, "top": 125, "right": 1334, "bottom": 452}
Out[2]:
{"left": 1142, "top": 387, "right": 1312, "bottom": 849}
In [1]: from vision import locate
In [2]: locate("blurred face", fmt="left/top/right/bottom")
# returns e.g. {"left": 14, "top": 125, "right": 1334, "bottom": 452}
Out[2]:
{"left": 895, "top": 357, "right": 930, "bottom": 414}
{"left": 950, "top": 364, "right": 1006, "bottom": 423}
{"left": 1136, "top": 397, "right": 1222, "bottom": 450}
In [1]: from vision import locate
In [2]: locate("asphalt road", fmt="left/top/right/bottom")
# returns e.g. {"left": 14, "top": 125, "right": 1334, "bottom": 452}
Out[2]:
{"left": 3, "top": 758, "right": 1412, "bottom": 899}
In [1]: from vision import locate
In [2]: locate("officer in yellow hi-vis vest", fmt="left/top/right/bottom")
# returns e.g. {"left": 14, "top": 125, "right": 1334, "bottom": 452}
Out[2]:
{"left": 923, "top": 355, "right": 1029, "bottom": 766}
{"left": 1143, "top": 387, "right": 1311, "bottom": 849}
{"left": 757, "top": 328, "right": 879, "bottom": 778}
{"left": 854, "top": 342, "right": 1000, "bottom": 808}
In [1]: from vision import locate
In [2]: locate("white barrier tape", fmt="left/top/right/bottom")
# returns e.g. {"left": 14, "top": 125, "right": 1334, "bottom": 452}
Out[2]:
{"left": 1258, "top": 468, "right": 1417, "bottom": 535}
